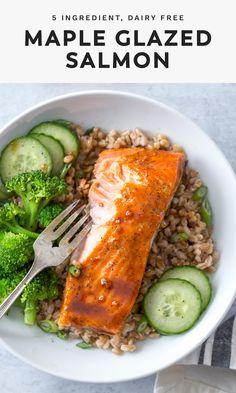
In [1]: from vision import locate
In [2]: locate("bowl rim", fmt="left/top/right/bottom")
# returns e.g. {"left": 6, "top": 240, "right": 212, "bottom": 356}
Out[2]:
{"left": 0, "top": 89, "right": 236, "bottom": 383}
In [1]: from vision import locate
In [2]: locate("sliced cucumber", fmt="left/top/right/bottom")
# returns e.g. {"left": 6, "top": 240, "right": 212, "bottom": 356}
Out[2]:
{"left": 144, "top": 278, "right": 202, "bottom": 334}
{"left": 0, "top": 137, "right": 52, "bottom": 183}
{"left": 31, "top": 134, "right": 65, "bottom": 176}
{"left": 160, "top": 266, "right": 212, "bottom": 311}
{"left": 53, "top": 119, "right": 73, "bottom": 129}
{"left": 29, "top": 122, "right": 80, "bottom": 158}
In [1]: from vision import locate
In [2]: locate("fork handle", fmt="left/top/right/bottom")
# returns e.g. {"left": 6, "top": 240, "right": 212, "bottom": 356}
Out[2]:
{"left": 0, "top": 263, "right": 43, "bottom": 319}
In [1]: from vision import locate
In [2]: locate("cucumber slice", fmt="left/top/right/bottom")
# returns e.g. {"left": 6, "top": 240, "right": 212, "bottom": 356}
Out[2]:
{"left": 31, "top": 134, "right": 65, "bottom": 176}
{"left": 0, "top": 137, "right": 52, "bottom": 183}
{"left": 160, "top": 266, "right": 212, "bottom": 311}
{"left": 144, "top": 278, "right": 202, "bottom": 334}
{"left": 29, "top": 122, "right": 80, "bottom": 158}
{"left": 53, "top": 119, "right": 73, "bottom": 128}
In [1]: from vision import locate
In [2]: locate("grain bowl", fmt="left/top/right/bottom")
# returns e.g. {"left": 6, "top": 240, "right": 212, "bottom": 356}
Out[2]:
{"left": 0, "top": 91, "right": 235, "bottom": 383}
{"left": 36, "top": 126, "right": 218, "bottom": 354}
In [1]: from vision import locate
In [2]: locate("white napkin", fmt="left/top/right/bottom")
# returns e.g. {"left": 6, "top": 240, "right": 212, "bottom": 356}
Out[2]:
{"left": 154, "top": 365, "right": 236, "bottom": 393}
{"left": 154, "top": 301, "right": 236, "bottom": 393}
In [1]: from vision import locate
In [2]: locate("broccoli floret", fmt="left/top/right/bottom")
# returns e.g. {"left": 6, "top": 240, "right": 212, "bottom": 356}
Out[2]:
{"left": 21, "top": 268, "right": 59, "bottom": 325}
{"left": 5, "top": 171, "right": 67, "bottom": 231}
{"left": 0, "top": 231, "right": 34, "bottom": 277}
{"left": 0, "top": 202, "right": 38, "bottom": 239}
{"left": 38, "top": 203, "right": 64, "bottom": 228}
{"left": 0, "top": 270, "right": 26, "bottom": 303}
{"left": 0, "top": 267, "right": 59, "bottom": 325}
{"left": 21, "top": 269, "right": 59, "bottom": 304}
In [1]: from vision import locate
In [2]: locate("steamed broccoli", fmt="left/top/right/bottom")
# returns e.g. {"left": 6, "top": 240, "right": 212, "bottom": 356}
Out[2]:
{"left": 21, "top": 269, "right": 59, "bottom": 304}
{"left": 21, "top": 268, "right": 59, "bottom": 325}
{"left": 0, "top": 270, "right": 26, "bottom": 303}
{"left": 38, "top": 203, "right": 64, "bottom": 228}
{"left": 0, "top": 268, "right": 59, "bottom": 325}
{"left": 0, "top": 202, "right": 38, "bottom": 239}
{"left": 0, "top": 231, "right": 34, "bottom": 277}
{"left": 5, "top": 171, "right": 67, "bottom": 231}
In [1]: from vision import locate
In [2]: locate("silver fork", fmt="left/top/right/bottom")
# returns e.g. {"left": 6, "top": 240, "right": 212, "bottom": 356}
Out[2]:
{"left": 0, "top": 200, "right": 92, "bottom": 319}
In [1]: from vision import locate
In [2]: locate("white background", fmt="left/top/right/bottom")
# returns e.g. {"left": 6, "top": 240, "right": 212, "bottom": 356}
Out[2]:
{"left": 0, "top": 0, "right": 235, "bottom": 82}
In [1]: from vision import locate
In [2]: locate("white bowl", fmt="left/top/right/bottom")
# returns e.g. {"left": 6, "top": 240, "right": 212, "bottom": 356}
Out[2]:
{"left": 0, "top": 91, "right": 236, "bottom": 383}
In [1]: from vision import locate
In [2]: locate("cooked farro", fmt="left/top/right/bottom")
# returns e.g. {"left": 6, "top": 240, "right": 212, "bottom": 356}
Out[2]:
{"left": 38, "top": 126, "right": 218, "bottom": 353}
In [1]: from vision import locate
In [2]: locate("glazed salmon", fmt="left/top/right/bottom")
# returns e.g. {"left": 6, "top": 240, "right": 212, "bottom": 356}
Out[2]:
{"left": 59, "top": 148, "right": 185, "bottom": 334}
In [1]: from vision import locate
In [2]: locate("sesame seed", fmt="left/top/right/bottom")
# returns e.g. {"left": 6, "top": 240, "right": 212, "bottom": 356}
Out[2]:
{"left": 101, "top": 278, "right": 107, "bottom": 286}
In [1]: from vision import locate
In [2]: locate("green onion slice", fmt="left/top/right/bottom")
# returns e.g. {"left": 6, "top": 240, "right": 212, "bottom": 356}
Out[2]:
{"left": 201, "top": 198, "right": 213, "bottom": 228}
{"left": 137, "top": 315, "right": 148, "bottom": 333}
{"left": 170, "top": 232, "right": 189, "bottom": 243}
{"left": 38, "top": 320, "right": 59, "bottom": 333}
{"left": 68, "top": 265, "right": 81, "bottom": 277}
{"left": 193, "top": 186, "right": 208, "bottom": 201}
{"left": 76, "top": 341, "right": 92, "bottom": 349}
{"left": 57, "top": 330, "right": 69, "bottom": 340}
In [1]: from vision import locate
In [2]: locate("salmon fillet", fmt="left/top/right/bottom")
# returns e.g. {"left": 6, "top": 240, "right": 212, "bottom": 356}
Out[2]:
{"left": 59, "top": 148, "right": 185, "bottom": 334}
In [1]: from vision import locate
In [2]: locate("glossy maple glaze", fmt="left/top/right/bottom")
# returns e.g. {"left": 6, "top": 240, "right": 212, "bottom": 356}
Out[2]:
{"left": 59, "top": 148, "right": 185, "bottom": 334}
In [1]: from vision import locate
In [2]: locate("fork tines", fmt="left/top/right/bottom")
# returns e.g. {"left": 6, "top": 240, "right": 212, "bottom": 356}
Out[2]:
{"left": 42, "top": 200, "right": 92, "bottom": 243}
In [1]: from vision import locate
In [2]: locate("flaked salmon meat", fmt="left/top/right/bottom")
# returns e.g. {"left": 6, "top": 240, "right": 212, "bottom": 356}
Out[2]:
{"left": 59, "top": 148, "right": 185, "bottom": 334}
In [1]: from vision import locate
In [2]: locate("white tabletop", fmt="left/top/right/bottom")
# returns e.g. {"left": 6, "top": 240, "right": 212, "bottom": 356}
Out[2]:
{"left": 0, "top": 83, "right": 235, "bottom": 393}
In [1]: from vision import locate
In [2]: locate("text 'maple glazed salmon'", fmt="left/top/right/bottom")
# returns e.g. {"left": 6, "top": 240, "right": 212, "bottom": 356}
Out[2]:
{"left": 59, "top": 148, "right": 185, "bottom": 334}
